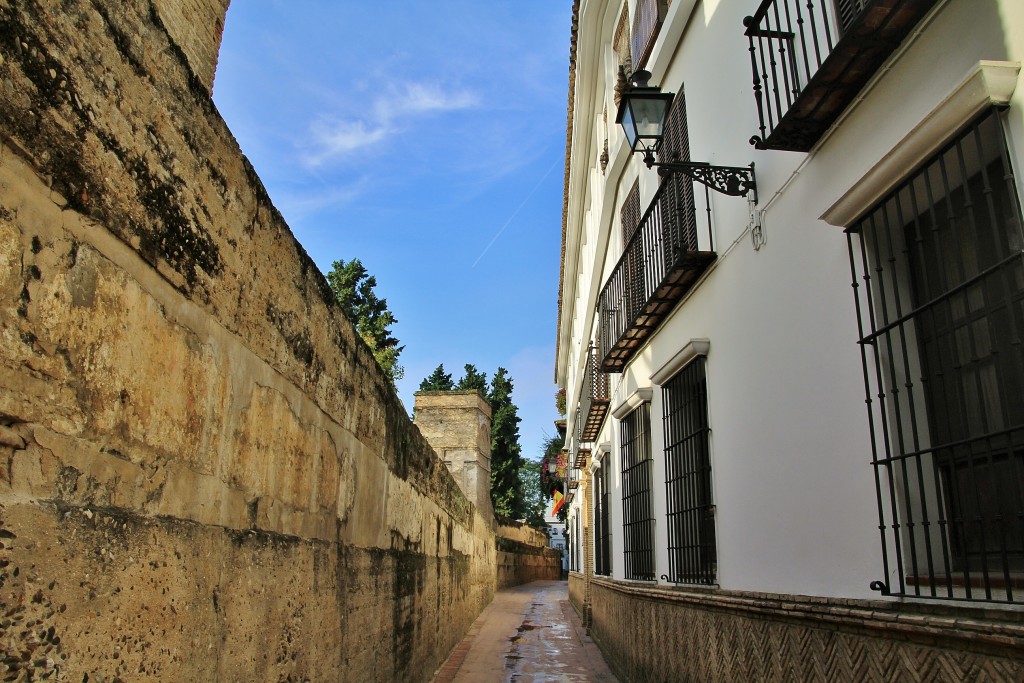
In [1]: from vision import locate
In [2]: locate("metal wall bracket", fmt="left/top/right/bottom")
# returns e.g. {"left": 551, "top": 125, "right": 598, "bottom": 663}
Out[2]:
{"left": 642, "top": 151, "right": 758, "bottom": 203}
{"left": 654, "top": 160, "right": 758, "bottom": 203}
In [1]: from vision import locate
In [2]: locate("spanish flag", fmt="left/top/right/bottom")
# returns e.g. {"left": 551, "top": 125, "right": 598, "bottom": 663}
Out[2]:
{"left": 551, "top": 489, "right": 565, "bottom": 516}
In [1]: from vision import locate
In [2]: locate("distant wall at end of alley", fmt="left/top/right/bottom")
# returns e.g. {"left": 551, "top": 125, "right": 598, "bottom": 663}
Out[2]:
{"left": 497, "top": 518, "right": 562, "bottom": 588}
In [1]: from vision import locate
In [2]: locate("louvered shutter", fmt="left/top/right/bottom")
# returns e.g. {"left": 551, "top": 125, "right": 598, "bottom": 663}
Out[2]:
{"left": 835, "top": 0, "right": 867, "bottom": 35}
{"left": 630, "top": 0, "right": 668, "bottom": 70}
{"left": 656, "top": 89, "right": 698, "bottom": 256}
{"left": 620, "top": 180, "right": 642, "bottom": 247}
{"left": 658, "top": 88, "right": 690, "bottom": 164}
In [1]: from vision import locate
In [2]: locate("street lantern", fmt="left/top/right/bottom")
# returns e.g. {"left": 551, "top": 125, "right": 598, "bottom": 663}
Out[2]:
{"left": 616, "top": 70, "right": 758, "bottom": 203}
{"left": 615, "top": 70, "right": 674, "bottom": 164}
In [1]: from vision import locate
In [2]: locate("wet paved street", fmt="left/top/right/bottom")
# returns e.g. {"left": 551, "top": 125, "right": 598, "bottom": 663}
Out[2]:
{"left": 432, "top": 580, "right": 619, "bottom": 683}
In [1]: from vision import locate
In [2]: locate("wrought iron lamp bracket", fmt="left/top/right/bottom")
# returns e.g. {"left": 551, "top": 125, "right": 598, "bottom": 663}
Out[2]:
{"left": 642, "top": 152, "right": 758, "bottom": 203}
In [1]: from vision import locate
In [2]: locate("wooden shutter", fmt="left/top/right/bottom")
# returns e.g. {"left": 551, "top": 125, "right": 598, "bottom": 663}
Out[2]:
{"left": 658, "top": 87, "right": 690, "bottom": 164}
{"left": 835, "top": 0, "right": 867, "bottom": 35}
{"left": 620, "top": 180, "right": 642, "bottom": 247}
{"left": 657, "top": 88, "right": 698, "bottom": 252}
{"left": 630, "top": 0, "right": 668, "bottom": 70}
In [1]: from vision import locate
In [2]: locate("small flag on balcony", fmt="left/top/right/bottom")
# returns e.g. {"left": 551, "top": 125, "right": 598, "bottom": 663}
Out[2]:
{"left": 551, "top": 489, "right": 565, "bottom": 516}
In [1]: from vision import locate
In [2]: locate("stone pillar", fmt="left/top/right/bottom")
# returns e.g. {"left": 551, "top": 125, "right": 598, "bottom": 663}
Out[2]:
{"left": 414, "top": 391, "right": 493, "bottom": 518}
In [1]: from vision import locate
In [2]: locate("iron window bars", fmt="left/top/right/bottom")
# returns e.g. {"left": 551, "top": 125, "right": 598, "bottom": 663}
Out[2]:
{"left": 848, "top": 108, "right": 1024, "bottom": 603}
{"left": 595, "top": 459, "right": 613, "bottom": 577}
{"left": 621, "top": 402, "right": 656, "bottom": 581}
{"left": 662, "top": 357, "right": 717, "bottom": 585}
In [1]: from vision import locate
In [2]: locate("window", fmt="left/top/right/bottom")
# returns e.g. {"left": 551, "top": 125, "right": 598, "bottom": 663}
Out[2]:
{"left": 595, "top": 461, "right": 613, "bottom": 576}
{"left": 621, "top": 403, "right": 656, "bottom": 580}
{"left": 662, "top": 357, "right": 716, "bottom": 584}
{"left": 835, "top": 0, "right": 868, "bottom": 34}
{"left": 621, "top": 179, "right": 642, "bottom": 246}
{"left": 849, "top": 108, "right": 1024, "bottom": 602}
{"left": 570, "top": 514, "right": 580, "bottom": 572}
{"left": 630, "top": 0, "right": 668, "bottom": 70}
{"left": 657, "top": 88, "right": 699, "bottom": 258}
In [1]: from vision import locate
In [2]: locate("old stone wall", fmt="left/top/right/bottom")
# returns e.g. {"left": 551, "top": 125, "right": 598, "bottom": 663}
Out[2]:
{"left": 0, "top": 1, "right": 495, "bottom": 681}
{"left": 496, "top": 538, "right": 562, "bottom": 589}
{"left": 496, "top": 517, "right": 550, "bottom": 547}
{"left": 574, "top": 578, "right": 1024, "bottom": 682}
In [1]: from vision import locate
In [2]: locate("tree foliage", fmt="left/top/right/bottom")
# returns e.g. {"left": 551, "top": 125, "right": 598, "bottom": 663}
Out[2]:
{"left": 519, "top": 458, "right": 547, "bottom": 527}
{"left": 488, "top": 367, "right": 523, "bottom": 518}
{"left": 416, "top": 364, "right": 526, "bottom": 518}
{"left": 455, "top": 364, "right": 488, "bottom": 394}
{"left": 326, "top": 258, "right": 404, "bottom": 385}
{"left": 419, "top": 363, "right": 455, "bottom": 391}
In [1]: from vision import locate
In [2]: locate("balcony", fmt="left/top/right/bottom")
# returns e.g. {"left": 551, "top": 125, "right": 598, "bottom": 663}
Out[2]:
{"left": 598, "top": 174, "right": 715, "bottom": 373}
{"left": 571, "top": 405, "right": 590, "bottom": 470}
{"left": 580, "top": 343, "right": 609, "bottom": 442}
{"left": 744, "top": 0, "right": 939, "bottom": 152}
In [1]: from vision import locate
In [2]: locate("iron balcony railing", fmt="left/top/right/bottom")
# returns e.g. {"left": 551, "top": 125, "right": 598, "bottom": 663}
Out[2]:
{"left": 572, "top": 404, "right": 590, "bottom": 470}
{"left": 744, "top": 0, "right": 939, "bottom": 151}
{"left": 598, "top": 173, "right": 715, "bottom": 372}
{"left": 580, "top": 342, "right": 610, "bottom": 442}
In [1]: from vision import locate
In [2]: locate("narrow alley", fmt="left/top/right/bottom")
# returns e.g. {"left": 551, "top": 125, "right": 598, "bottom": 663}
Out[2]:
{"left": 432, "top": 581, "right": 618, "bottom": 683}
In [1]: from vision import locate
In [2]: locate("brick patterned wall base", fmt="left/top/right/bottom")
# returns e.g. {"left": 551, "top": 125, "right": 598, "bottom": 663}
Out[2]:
{"left": 576, "top": 578, "right": 1024, "bottom": 682}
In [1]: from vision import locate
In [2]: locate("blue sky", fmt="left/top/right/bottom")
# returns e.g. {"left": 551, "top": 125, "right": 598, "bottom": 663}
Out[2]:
{"left": 213, "top": 2, "right": 572, "bottom": 461}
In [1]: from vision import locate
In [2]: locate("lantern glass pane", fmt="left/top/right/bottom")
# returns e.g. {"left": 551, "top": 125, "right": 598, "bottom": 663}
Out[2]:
{"left": 621, "top": 106, "right": 638, "bottom": 149}
{"left": 631, "top": 97, "right": 667, "bottom": 141}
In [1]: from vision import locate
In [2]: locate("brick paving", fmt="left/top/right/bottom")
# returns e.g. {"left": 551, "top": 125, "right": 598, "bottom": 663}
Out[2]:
{"left": 432, "top": 580, "right": 618, "bottom": 683}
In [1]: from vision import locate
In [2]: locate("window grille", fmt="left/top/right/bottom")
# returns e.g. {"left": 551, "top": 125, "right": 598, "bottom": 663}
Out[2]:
{"left": 662, "top": 358, "right": 716, "bottom": 584}
{"left": 621, "top": 403, "right": 656, "bottom": 580}
{"left": 570, "top": 514, "right": 581, "bottom": 572}
{"left": 848, "top": 108, "right": 1024, "bottom": 603}
{"left": 595, "top": 461, "right": 613, "bottom": 576}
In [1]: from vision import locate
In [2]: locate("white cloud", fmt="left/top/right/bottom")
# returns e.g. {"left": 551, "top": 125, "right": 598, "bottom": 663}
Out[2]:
{"left": 302, "top": 81, "right": 478, "bottom": 168}
{"left": 388, "top": 82, "right": 478, "bottom": 115}
{"left": 275, "top": 175, "right": 372, "bottom": 217}
{"left": 303, "top": 119, "right": 388, "bottom": 166}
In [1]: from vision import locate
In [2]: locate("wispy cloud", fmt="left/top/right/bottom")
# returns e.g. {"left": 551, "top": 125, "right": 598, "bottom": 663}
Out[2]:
{"left": 302, "top": 81, "right": 478, "bottom": 168}
{"left": 274, "top": 175, "right": 373, "bottom": 218}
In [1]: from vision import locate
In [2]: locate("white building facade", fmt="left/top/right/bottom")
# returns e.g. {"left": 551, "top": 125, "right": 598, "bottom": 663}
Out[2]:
{"left": 557, "top": 0, "right": 1024, "bottom": 678}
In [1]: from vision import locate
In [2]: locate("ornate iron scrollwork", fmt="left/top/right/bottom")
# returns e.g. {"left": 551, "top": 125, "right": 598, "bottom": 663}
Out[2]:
{"left": 656, "top": 161, "right": 758, "bottom": 203}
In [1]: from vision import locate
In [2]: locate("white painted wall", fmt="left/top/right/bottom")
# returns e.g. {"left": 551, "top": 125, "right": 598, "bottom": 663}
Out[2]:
{"left": 560, "top": 0, "right": 1024, "bottom": 601}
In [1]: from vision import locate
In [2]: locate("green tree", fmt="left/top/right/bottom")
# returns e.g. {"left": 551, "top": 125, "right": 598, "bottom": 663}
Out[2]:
{"left": 456, "top": 364, "right": 488, "bottom": 394}
{"left": 327, "top": 258, "right": 404, "bottom": 385}
{"left": 418, "top": 363, "right": 526, "bottom": 518}
{"left": 419, "top": 363, "right": 455, "bottom": 391}
{"left": 519, "top": 457, "right": 546, "bottom": 527}
{"left": 488, "top": 367, "right": 523, "bottom": 518}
